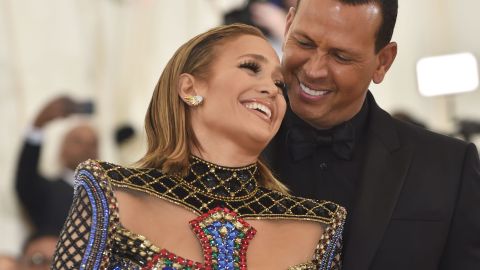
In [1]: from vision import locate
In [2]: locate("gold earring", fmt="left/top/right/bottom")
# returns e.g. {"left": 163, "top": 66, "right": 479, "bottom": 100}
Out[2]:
{"left": 184, "top": 95, "right": 204, "bottom": 106}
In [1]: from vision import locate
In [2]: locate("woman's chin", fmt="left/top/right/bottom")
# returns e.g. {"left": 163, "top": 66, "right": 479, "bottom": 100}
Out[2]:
{"left": 240, "top": 132, "right": 273, "bottom": 151}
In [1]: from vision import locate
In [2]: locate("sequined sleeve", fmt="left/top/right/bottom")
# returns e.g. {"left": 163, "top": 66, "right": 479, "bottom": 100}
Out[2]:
{"left": 313, "top": 206, "right": 346, "bottom": 270}
{"left": 52, "top": 160, "right": 116, "bottom": 270}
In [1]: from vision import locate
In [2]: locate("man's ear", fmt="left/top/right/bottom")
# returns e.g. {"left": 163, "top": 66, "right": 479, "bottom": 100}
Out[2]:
{"left": 284, "top": 7, "right": 296, "bottom": 38}
{"left": 372, "top": 42, "right": 397, "bottom": 84}
{"left": 178, "top": 73, "right": 198, "bottom": 101}
{"left": 282, "top": 7, "right": 296, "bottom": 53}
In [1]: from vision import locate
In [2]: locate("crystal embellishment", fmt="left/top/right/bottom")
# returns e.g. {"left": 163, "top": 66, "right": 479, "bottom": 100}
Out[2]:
{"left": 144, "top": 207, "right": 256, "bottom": 270}
{"left": 190, "top": 207, "right": 256, "bottom": 270}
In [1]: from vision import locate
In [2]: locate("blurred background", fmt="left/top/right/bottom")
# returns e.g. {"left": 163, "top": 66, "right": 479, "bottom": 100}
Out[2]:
{"left": 0, "top": 0, "right": 479, "bottom": 261}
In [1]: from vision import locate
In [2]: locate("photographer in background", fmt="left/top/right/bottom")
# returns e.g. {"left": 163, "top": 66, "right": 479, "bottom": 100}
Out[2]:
{"left": 15, "top": 96, "right": 98, "bottom": 235}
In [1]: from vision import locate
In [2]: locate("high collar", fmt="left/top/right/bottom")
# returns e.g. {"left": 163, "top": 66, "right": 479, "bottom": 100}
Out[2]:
{"left": 182, "top": 156, "right": 260, "bottom": 201}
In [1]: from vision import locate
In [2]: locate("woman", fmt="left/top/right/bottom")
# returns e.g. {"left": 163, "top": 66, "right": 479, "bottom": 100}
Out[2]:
{"left": 52, "top": 23, "right": 346, "bottom": 270}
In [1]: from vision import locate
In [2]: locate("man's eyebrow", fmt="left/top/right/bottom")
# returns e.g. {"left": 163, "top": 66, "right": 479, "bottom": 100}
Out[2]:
{"left": 331, "top": 47, "right": 362, "bottom": 58}
{"left": 291, "top": 30, "right": 312, "bottom": 40}
{"left": 292, "top": 31, "right": 360, "bottom": 56}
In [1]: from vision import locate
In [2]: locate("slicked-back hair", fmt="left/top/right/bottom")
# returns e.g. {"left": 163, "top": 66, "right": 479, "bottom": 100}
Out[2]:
{"left": 137, "top": 23, "right": 289, "bottom": 193}
{"left": 295, "top": 0, "right": 398, "bottom": 52}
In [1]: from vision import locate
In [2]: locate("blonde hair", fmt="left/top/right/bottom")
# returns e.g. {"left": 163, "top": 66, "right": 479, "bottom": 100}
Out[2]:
{"left": 137, "top": 23, "right": 288, "bottom": 193}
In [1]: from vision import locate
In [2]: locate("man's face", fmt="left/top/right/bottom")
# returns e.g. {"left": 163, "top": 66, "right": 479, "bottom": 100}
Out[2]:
{"left": 283, "top": 0, "right": 395, "bottom": 129}
{"left": 61, "top": 125, "right": 98, "bottom": 170}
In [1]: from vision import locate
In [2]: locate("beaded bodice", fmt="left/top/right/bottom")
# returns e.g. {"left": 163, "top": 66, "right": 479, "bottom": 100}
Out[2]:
{"left": 52, "top": 159, "right": 346, "bottom": 270}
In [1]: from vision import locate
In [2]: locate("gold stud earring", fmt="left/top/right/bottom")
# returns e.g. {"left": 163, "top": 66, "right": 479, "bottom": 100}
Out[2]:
{"left": 184, "top": 95, "right": 204, "bottom": 106}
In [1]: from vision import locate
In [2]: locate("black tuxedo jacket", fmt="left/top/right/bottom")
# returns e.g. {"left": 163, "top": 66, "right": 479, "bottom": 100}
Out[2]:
{"left": 15, "top": 141, "right": 74, "bottom": 234}
{"left": 264, "top": 92, "right": 480, "bottom": 269}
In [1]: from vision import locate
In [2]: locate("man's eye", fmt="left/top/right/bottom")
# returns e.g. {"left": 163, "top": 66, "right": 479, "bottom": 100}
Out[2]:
{"left": 297, "top": 39, "right": 314, "bottom": 48}
{"left": 333, "top": 53, "right": 351, "bottom": 63}
{"left": 274, "top": 80, "right": 288, "bottom": 92}
{"left": 239, "top": 61, "right": 261, "bottom": 73}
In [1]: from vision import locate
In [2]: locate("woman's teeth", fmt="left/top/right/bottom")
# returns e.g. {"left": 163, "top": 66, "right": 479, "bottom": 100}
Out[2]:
{"left": 244, "top": 102, "right": 272, "bottom": 119}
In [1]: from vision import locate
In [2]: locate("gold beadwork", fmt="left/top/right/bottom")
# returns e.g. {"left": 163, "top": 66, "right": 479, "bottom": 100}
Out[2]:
{"left": 100, "top": 157, "right": 340, "bottom": 223}
{"left": 74, "top": 159, "right": 346, "bottom": 269}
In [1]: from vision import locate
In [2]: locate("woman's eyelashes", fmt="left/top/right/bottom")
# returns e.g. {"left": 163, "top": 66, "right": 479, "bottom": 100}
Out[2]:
{"left": 274, "top": 80, "right": 288, "bottom": 93}
{"left": 239, "top": 60, "right": 286, "bottom": 93}
{"left": 239, "top": 60, "right": 261, "bottom": 73}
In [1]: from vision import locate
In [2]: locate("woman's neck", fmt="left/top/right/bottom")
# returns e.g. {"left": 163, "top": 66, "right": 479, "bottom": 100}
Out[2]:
{"left": 190, "top": 137, "right": 261, "bottom": 168}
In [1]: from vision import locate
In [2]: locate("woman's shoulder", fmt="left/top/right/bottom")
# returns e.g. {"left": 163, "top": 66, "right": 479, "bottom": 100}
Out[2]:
{"left": 250, "top": 187, "right": 347, "bottom": 225}
{"left": 73, "top": 159, "right": 156, "bottom": 197}
{"left": 90, "top": 160, "right": 171, "bottom": 192}
{"left": 76, "top": 159, "right": 163, "bottom": 182}
{"left": 74, "top": 159, "right": 112, "bottom": 190}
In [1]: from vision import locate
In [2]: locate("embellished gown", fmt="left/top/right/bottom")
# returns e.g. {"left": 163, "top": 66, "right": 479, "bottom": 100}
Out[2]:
{"left": 52, "top": 157, "right": 346, "bottom": 270}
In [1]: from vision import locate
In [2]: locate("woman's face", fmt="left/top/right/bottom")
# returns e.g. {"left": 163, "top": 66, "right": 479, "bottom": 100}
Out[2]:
{"left": 190, "top": 34, "right": 287, "bottom": 154}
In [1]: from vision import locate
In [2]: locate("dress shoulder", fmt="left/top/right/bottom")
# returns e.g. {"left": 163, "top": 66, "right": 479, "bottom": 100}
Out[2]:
{"left": 52, "top": 159, "right": 119, "bottom": 270}
{"left": 96, "top": 160, "right": 166, "bottom": 190}
{"left": 251, "top": 187, "right": 347, "bottom": 224}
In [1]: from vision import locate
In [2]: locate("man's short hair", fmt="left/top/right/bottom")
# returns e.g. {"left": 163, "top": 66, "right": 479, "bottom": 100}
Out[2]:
{"left": 295, "top": 0, "right": 398, "bottom": 52}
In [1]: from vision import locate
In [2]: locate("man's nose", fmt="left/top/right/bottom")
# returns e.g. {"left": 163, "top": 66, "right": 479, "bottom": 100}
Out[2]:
{"left": 303, "top": 52, "right": 329, "bottom": 79}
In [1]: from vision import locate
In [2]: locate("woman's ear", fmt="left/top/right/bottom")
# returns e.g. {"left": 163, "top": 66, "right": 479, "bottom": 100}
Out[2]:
{"left": 178, "top": 73, "right": 205, "bottom": 106}
{"left": 178, "top": 73, "right": 197, "bottom": 98}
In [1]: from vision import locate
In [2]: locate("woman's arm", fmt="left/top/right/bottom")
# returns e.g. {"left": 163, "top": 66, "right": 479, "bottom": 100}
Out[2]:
{"left": 52, "top": 160, "right": 116, "bottom": 270}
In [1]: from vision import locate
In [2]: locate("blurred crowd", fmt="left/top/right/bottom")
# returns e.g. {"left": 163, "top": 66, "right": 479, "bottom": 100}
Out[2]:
{"left": 0, "top": 96, "right": 136, "bottom": 269}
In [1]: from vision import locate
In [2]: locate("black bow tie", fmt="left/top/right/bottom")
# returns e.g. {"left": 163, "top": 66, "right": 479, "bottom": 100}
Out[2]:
{"left": 287, "top": 122, "right": 355, "bottom": 161}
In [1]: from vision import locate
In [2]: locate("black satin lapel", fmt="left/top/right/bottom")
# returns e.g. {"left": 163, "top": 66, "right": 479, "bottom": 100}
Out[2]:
{"left": 342, "top": 93, "right": 414, "bottom": 270}
{"left": 342, "top": 137, "right": 413, "bottom": 270}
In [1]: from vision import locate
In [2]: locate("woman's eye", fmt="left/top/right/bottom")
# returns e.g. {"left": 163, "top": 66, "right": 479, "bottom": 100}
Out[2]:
{"left": 239, "top": 61, "right": 261, "bottom": 73}
{"left": 274, "top": 80, "right": 288, "bottom": 92}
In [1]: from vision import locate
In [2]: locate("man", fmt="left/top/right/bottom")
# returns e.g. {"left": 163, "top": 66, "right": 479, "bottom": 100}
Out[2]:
{"left": 265, "top": 0, "right": 480, "bottom": 269}
{"left": 15, "top": 97, "right": 98, "bottom": 234}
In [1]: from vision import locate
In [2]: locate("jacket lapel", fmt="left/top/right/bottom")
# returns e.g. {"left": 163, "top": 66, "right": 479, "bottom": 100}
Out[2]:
{"left": 343, "top": 93, "right": 414, "bottom": 269}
